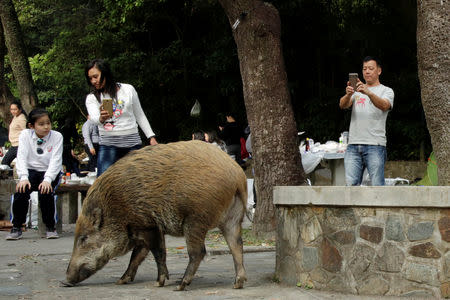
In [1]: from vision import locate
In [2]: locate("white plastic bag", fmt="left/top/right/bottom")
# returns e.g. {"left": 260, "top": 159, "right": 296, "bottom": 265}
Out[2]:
{"left": 190, "top": 99, "right": 201, "bottom": 117}
{"left": 301, "top": 152, "right": 324, "bottom": 174}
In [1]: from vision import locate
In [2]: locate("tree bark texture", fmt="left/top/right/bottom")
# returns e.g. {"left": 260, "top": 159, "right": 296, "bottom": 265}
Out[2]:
{"left": 219, "top": 0, "right": 306, "bottom": 235}
{"left": 0, "top": 20, "right": 14, "bottom": 125}
{"left": 0, "top": 0, "right": 37, "bottom": 113}
{"left": 417, "top": 0, "right": 449, "bottom": 185}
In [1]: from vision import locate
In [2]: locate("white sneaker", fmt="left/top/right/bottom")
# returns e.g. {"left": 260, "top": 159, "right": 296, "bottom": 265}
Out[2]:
{"left": 46, "top": 231, "right": 59, "bottom": 239}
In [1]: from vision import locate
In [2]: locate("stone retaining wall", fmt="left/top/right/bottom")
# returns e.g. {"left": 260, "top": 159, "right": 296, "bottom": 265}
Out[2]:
{"left": 274, "top": 186, "right": 449, "bottom": 298}
{"left": 0, "top": 179, "right": 15, "bottom": 220}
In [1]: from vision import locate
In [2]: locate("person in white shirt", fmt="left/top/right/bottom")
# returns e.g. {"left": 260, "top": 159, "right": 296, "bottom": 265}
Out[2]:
{"left": 85, "top": 59, "right": 158, "bottom": 176}
{"left": 339, "top": 56, "right": 394, "bottom": 186}
{"left": 6, "top": 108, "right": 63, "bottom": 240}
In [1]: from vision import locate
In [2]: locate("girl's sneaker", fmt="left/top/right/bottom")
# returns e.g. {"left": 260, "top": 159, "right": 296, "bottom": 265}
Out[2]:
{"left": 6, "top": 227, "right": 22, "bottom": 240}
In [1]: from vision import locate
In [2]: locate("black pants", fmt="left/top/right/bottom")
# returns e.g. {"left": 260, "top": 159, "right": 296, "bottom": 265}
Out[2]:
{"left": 226, "top": 144, "right": 244, "bottom": 165}
{"left": 84, "top": 143, "right": 99, "bottom": 172}
{"left": 10, "top": 169, "right": 60, "bottom": 230}
{"left": 1, "top": 146, "right": 18, "bottom": 167}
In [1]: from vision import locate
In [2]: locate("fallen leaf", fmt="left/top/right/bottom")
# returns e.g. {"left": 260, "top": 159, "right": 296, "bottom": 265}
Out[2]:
{"left": 205, "top": 291, "right": 218, "bottom": 295}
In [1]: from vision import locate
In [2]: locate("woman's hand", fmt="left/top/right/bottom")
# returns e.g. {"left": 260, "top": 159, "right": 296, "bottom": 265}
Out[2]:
{"left": 149, "top": 136, "right": 158, "bottom": 145}
{"left": 38, "top": 181, "right": 53, "bottom": 194}
{"left": 16, "top": 180, "right": 31, "bottom": 193}
{"left": 99, "top": 107, "right": 111, "bottom": 123}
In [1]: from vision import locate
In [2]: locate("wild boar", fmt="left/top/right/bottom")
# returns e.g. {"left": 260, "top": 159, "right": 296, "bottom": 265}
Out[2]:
{"left": 64, "top": 140, "right": 248, "bottom": 290}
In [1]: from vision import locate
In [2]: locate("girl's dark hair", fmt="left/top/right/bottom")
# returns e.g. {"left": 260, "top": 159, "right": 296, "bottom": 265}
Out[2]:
{"left": 192, "top": 131, "right": 205, "bottom": 141}
{"left": 28, "top": 108, "right": 50, "bottom": 126}
{"left": 10, "top": 99, "right": 27, "bottom": 118}
{"left": 85, "top": 58, "right": 119, "bottom": 102}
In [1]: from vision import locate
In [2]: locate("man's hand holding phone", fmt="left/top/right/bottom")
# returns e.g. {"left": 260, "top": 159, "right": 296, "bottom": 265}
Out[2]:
{"left": 346, "top": 73, "right": 359, "bottom": 95}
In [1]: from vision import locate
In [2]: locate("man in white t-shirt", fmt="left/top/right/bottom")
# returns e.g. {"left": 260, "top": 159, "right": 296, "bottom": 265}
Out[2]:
{"left": 339, "top": 56, "right": 394, "bottom": 186}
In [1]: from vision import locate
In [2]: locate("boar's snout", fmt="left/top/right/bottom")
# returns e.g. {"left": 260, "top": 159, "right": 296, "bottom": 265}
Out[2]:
{"left": 66, "top": 262, "right": 95, "bottom": 285}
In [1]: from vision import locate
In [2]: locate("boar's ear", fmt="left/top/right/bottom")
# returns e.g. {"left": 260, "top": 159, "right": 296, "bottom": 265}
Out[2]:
{"left": 91, "top": 207, "right": 103, "bottom": 230}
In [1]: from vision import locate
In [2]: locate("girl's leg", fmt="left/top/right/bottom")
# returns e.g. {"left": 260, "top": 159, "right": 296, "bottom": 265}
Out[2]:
{"left": 38, "top": 175, "right": 61, "bottom": 231}
{"left": 10, "top": 168, "right": 42, "bottom": 228}
{"left": 11, "top": 189, "right": 32, "bottom": 228}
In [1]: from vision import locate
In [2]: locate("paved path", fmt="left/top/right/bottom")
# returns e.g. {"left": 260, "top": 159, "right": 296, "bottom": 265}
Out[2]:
{"left": 0, "top": 226, "right": 420, "bottom": 300}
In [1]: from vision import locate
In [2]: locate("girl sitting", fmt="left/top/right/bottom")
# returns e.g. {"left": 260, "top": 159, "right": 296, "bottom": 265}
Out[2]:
{"left": 6, "top": 108, "right": 63, "bottom": 240}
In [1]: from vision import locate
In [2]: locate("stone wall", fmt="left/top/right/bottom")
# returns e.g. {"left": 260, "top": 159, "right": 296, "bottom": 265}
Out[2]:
{"left": 0, "top": 179, "right": 15, "bottom": 220}
{"left": 384, "top": 160, "right": 427, "bottom": 182}
{"left": 274, "top": 186, "right": 449, "bottom": 298}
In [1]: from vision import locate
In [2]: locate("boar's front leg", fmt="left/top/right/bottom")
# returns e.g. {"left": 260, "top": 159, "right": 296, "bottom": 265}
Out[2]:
{"left": 117, "top": 229, "right": 168, "bottom": 286}
{"left": 116, "top": 244, "right": 149, "bottom": 285}
{"left": 149, "top": 229, "right": 169, "bottom": 287}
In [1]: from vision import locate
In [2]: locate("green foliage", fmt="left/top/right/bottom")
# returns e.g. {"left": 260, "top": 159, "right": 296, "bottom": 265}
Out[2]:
{"left": 413, "top": 152, "right": 438, "bottom": 186}
{"left": 6, "top": 0, "right": 429, "bottom": 159}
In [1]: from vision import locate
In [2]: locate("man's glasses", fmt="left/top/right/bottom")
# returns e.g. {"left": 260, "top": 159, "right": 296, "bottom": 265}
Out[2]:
{"left": 37, "top": 138, "right": 45, "bottom": 154}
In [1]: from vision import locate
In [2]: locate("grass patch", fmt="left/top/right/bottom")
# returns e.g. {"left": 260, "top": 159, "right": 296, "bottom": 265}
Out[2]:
{"left": 206, "top": 228, "right": 275, "bottom": 247}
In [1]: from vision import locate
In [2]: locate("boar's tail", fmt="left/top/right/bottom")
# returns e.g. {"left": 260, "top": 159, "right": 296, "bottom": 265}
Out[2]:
{"left": 235, "top": 174, "right": 248, "bottom": 213}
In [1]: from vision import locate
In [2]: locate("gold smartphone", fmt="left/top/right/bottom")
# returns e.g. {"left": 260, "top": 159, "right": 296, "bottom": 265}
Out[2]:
{"left": 349, "top": 73, "right": 358, "bottom": 90}
{"left": 102, "top": 99, "right": 113, "bottom": 117}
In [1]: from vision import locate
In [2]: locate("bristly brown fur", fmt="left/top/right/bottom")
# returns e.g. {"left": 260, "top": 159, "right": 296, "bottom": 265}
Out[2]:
{"left": 66, "top": 140, "right": 248, "bottom": 290}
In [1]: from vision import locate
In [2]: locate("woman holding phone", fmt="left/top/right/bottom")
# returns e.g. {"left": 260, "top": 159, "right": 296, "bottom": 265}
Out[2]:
{"left": 85, "top": 59, "right": 158, "bottom": 176}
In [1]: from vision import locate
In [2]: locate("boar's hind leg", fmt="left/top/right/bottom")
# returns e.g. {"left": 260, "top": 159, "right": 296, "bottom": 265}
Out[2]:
{"left": 176, "top": 228, "right": 207, "bottom": 291}
{"left": 220, "top": 221, "right": 247, "bottom": 289}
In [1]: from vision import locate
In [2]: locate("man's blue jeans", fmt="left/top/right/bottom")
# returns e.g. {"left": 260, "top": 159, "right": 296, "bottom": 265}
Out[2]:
{"left": 97, "top": 144, "right": 141, "bottom": 176}
{"left": 344, "top": 144, "right": 386, "bottom": 186}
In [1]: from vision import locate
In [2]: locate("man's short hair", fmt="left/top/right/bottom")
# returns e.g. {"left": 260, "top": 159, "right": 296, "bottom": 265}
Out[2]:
{"left": 363, "top": 56, "right": 382, "bottom": 68}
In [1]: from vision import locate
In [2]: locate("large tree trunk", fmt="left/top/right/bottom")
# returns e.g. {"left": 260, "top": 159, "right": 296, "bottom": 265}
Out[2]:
{"left": 0, "top": 20, "right": 14, "bottom": 125}
{"left": 0, "top": 0, "right": 37, "bottom": 114}
{"left": 417, "top": 0, "right": 449, "bottom": 185}
{"left": 219, "top": 0, "right": 306, "bottom": 236}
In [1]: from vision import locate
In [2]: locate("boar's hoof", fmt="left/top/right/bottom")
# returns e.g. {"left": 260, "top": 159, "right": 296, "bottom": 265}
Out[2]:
{"left": 60, "top": 281, "right": 75, "bottom": 287}
{"left": 153, "top": 274, "right": 166, "bottom": 287}
{"left": 233, "top": 276, "right": 247, "bottom": 289}
{"left": 116, "top": 276, "right": 132, "bottom": 285}
{"left": 153, "top": 281, "right": 164, "bottom": 287}
{"left": 175, "top": 283, "right": 187, "bottom": 291}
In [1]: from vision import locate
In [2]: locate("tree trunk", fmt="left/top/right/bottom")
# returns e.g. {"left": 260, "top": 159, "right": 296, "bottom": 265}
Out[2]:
{"left": 0, "top": 0, "right": 37, "bottom": 114}
{"left": 0, "top": 20, "right": 14, "bottom": 125}
{"left": 417, "top": 0, "right": 449, "bottom": 185}
{"left": 219, "top": 0, "right": 306, "bottom": 236}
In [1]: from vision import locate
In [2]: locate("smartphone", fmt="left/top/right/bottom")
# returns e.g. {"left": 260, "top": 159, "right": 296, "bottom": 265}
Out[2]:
{"left": 102, "top": 98, "right": 113, "bottom": 117}
{"left": 349, "top": 73, "right": 358, "bottom": 90}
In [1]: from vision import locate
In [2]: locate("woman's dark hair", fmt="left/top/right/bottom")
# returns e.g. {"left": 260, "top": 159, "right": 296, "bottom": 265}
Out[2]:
{"left": 27, "top": 108, "right": 50, "bottom": 126}
{"left": 10, "top": 99, "right": 27, "bottom": 118}
{"left": 206, "top": 130, "right": 222, "bottom": 143}
{"left": 85, "top": 59, "right": 119, "bottom": 102}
